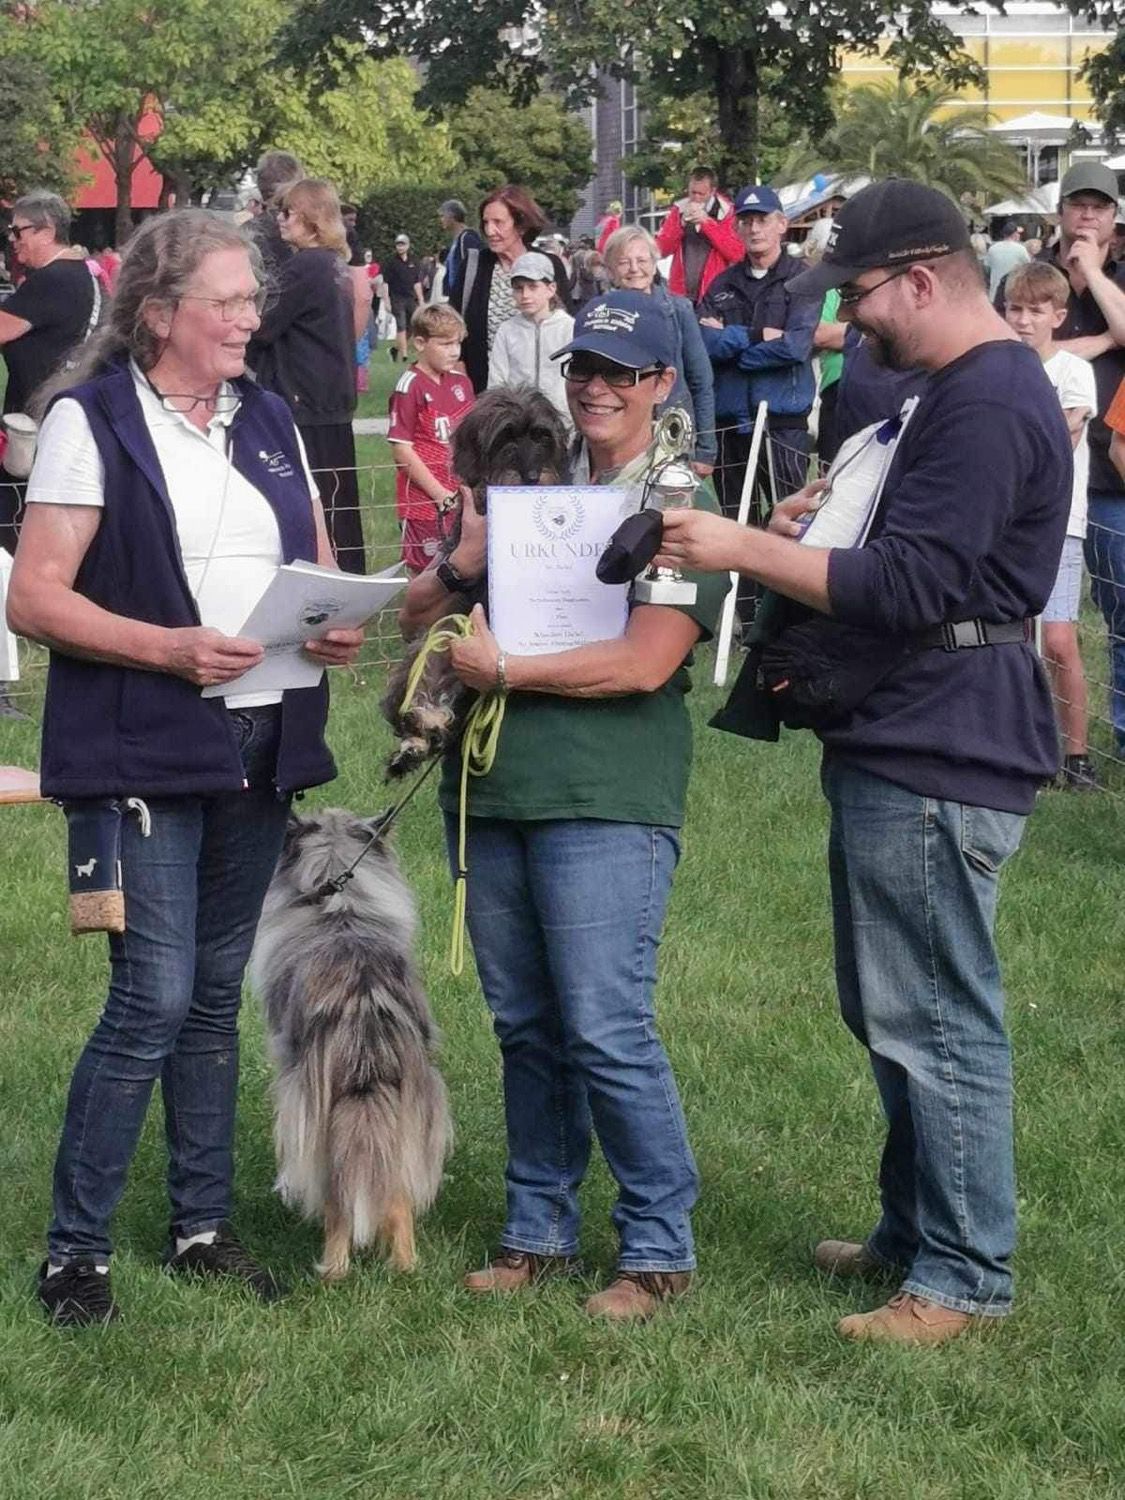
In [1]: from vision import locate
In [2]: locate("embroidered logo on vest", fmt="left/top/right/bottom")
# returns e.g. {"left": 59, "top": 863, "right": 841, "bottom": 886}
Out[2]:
{"left": 258, "top": 448, "right": 296, "bottom": 479}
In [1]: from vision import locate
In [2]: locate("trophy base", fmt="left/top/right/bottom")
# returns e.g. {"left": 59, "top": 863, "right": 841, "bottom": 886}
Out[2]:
{"left": 634, "top": 575, "right": 698, "bottom": 606}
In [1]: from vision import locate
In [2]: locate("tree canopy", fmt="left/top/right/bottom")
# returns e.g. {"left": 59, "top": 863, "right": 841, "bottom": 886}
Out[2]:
{"left": 447, "top": 88, "right": 593, "bottom": 224}
{"left": 0, "top": 51, "right": 79, "bottom": 206}
{"left": 808, "top": 83, "right": 1027, "bottom": 205}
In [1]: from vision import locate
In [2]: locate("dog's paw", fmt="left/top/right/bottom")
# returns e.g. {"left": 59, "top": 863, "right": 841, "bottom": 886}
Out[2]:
{"left": 316, "top": 1257, "right": 351, "bottom": 1284}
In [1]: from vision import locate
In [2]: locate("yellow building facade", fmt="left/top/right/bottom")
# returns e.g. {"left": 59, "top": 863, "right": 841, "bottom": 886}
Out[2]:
{"left": 842, "top": 2, "right": 1112, "bottom": 123}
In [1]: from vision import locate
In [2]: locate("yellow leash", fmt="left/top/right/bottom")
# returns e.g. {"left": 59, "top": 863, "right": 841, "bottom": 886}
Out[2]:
{"left": 398, "top": 614, "right": 506, "bottom": 974}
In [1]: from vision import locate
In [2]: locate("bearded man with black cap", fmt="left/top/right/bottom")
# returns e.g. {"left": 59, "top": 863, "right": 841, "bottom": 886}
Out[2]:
{"left": 657, "top": 179, "right": 1072, "bottom": 1346}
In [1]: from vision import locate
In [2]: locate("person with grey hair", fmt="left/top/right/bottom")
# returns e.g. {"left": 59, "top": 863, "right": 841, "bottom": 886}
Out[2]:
{"left": 603, "top": 224, "right": 717, "bottom": 472}
{"left": 247, "top": 149, "right": 303, "bottom": 279}
{"left": 7, "top": 208, "right": 364, "bottom": 1326}
{"left": 439, "top": 197, "right": 481, "bottom": 301}
{"left": 1, "top": 190, "right": 98, "bottom": 716}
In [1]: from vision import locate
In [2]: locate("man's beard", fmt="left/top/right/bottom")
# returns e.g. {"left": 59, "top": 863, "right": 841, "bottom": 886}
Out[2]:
{"left": 855, "top": 322, "right": 911, "bottom": 372}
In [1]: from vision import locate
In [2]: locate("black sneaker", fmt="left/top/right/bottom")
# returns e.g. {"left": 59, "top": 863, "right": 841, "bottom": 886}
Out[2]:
{"left": 1059, "top": 754, "right": 1101, "bottom": 791}
{"left": 38, "top": 1257, "right": 120, "bottom": 1327}
{"left": 163, "top": 1223, "right": 286, "bottom": 1302}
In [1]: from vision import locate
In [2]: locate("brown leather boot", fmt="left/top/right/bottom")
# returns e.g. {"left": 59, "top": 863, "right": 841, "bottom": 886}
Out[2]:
{"left": 584, "top": 1269, "right": 692, "bottom": 1322}
{"left": 837, "top": 1293, "right": 979, "bottom": 1345}
{"left": 462, "top": 1249, "right": 577, "bottom": 1294}
{"left": 814, "top": 1239, "right": 891, "bottom": 1279}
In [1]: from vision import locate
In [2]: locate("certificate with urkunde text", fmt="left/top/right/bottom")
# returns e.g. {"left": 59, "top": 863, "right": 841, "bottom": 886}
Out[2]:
{"left": 486, "top": 486, "right": 633, "bottom": 656}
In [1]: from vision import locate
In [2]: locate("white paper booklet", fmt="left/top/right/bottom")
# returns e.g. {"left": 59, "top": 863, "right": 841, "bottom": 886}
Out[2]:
{"left": 202, "top": 560, "right": 405, "bottom": 698}
{"left": 799, "top": 395, "right": 920, "bottom": 550}
{"left": 0, "top": 548, "right": 18, "bottom": 682}
{"left": 486, "top": 485, "right": 633, "bottom": 656}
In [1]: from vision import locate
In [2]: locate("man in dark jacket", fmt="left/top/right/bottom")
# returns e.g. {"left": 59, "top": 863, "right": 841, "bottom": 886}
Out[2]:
{"left": 698, "top": 185, "right": 819, "bottom": 526}
{"left": 657, "top": 179, "right": 1071, "bottom": 1348}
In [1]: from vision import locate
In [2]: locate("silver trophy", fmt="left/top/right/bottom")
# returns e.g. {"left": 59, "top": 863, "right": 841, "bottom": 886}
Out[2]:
{"left": 633, "top": 407, "right": 699, "bottom": 606}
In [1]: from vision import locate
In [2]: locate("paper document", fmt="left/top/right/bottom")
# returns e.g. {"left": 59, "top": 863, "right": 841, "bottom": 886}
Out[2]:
{"left": 487, "top": 486, "right": 632, "bottom": 656}
{"left": 202, "top": 560, "right": 405, "bottom": 698}
{"left": 0, "top": 548, "right": 18, "bottom": 682}
{"left": 799, "top": 396, "right": 920, "bottom": 551}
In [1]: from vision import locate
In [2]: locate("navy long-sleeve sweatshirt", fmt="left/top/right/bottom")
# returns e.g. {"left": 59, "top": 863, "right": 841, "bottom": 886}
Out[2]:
{"left": 821, "top": 338, "right": 1071, "bottom": 813}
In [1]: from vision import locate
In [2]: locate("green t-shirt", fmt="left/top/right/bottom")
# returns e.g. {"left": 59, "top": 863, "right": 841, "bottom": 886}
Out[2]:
{"left": 819, "top": 289, "right": 843, "bottom": 391}
{"left": 439, "top": 482, "right": 727, "bottom": 829}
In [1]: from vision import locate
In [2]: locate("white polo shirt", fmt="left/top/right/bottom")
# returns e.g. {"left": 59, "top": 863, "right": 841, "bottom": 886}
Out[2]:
{"left": 27, "top": 363, "right": 319, "bottom": 707}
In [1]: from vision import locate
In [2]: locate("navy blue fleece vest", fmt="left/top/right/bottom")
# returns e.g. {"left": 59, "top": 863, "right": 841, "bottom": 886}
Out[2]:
{"left": 39, "top": 363, "right": 336, "bottom": 798}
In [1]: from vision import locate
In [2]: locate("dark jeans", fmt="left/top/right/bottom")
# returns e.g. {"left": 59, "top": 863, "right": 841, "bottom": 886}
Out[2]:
{"left": 48, "top": 707, "right": 290, "bottom": 1262}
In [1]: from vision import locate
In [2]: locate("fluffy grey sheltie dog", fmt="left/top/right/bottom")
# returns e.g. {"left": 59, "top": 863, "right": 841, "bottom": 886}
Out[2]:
{"left": 250, "top": 808, "right": 451, "bottom": 1281}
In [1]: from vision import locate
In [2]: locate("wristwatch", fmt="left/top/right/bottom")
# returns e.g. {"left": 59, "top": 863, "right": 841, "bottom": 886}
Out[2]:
{"left": 435, "top": 557, "right": 475, "bottom": 593}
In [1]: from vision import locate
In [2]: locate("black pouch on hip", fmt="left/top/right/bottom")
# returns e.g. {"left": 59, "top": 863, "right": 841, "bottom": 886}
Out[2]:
{"left": 64, "top": 798, "right": 151, "bottom": 935}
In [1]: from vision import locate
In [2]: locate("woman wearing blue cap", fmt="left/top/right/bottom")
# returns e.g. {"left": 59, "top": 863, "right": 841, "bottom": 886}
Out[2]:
{"left": 399, "top": 290, "right": 727, "bottom": 1321}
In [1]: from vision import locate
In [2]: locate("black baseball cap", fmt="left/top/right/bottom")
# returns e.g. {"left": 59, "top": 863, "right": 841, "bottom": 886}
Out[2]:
{"left": 790, "top": 178, "right": 971, "bottom": 298}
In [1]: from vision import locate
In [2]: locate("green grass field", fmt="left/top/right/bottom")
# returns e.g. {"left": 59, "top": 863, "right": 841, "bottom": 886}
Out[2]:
{"left": 1, "top": 654, "right": 1123, "bottom": 1499}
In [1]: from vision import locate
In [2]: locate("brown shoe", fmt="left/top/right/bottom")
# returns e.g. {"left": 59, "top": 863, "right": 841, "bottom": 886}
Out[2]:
{"left": 837, "top": 1292, "right": 978, "bottom": 1346}
{"left": 584, "top": 1269, "right": 692, "bottom": 1322}
{"left": 462, "top": 1249, "right": 577, "bottom": 1294}
{"left": 814, "top": 1239, "right": 889, "bottom": 1279}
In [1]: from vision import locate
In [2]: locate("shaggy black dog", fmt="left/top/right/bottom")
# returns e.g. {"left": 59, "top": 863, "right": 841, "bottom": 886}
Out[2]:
{"left": 381, "top": 388, "right": 570, "bottom": 779}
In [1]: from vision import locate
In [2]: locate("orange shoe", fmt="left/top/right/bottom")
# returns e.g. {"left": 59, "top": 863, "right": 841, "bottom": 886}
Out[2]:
{"left": 837, "top": 1292, "right": 980, "bottom": 1346}
{"left": 584, "top": 1269, "right": 692, "bottom": 1322}
{"left": 462, "top": 1249, "right": 577, "bottom": 1294}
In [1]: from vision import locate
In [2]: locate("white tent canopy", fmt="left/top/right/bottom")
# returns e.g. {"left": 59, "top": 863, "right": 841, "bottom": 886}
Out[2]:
{"left": 989, "top": 112, "right": 1085, "bottom": 138}
{"left": 983, "top": 182, "right": 1060, "bottom": 217}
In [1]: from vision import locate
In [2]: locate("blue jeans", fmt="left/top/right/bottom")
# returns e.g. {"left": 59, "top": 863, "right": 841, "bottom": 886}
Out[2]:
{"left": 48, "top": 708, "right": 291, "bottom": 1262}
{"left": 450, "top": 817, "right": 698, "bottom": 1272}
{"left": 821, "top": 759, "right": 1026, "bottom": 1317}
{"left": 1085, "top": 491, "right": 1125, "bottom": 750}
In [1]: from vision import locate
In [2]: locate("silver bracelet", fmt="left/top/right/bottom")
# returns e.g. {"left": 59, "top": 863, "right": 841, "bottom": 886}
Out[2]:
{"left": 495, "top": 651, "right": 508, "bottom": 695}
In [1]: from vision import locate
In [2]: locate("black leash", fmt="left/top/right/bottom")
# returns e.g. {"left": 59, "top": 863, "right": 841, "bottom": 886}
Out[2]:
{"left": 310, "top": 757, "right": 440, "bottom": 903}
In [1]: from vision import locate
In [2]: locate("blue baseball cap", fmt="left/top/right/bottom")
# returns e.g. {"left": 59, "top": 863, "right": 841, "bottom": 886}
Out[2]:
{"left": 734, "top": 184, "right": 783, "bottom": 216}
{"left": 552, "top": 289, "right": 676, "bottom": 370}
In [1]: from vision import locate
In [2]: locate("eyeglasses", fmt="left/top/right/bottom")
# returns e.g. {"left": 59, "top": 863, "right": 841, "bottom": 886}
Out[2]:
{"left": 836, "top": 266, "right": 915, "bottom": 308}
{"left": 560, "top": 357, "right": 664, "bottom": 388}
{"left": 7, "top": 223, "right": 36, "bottom": 240}
{"left": 148, "top": 386, "right": 242, "bottom": 416}
{"left": 179, "top": 290, "right": 268, "bottom": 320}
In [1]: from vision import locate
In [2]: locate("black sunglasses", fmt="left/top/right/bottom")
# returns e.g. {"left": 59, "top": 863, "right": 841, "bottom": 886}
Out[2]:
{"left": 560, "top": 356, "right": 665, "bottom": 389}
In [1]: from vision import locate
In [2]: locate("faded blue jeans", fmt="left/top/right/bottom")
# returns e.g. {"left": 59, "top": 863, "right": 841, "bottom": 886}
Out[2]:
{"left": 450, "top": 816, "right": 698, "bottom": 1273}
{"left": 1085, "top": 491, "right": 1125, "bottom": 751}
{"left": 822, "top": 758, "right": 1026, "bottom": 1317}
{"left": 48, "top": 707, "right": 290, "bottom": 1263}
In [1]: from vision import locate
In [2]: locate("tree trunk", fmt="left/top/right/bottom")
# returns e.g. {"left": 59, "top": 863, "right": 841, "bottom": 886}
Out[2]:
{"left": 113, "top": 114, "right": 136, "bottom": 246}
{"left": 713, "top": 46, "right": 761, "bottom": 186}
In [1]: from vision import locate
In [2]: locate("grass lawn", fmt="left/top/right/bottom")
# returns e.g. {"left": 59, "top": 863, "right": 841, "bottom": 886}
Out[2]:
{"left": 1, "top": 652, "right": 1123, "bottom": 1499}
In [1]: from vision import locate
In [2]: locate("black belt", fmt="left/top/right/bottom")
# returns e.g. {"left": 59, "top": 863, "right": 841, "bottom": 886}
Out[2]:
{"left": 918, "top": 619, "right": 1033, "bottom": 653}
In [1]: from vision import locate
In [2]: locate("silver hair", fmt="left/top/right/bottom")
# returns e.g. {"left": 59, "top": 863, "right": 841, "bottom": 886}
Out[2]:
{"left": 32, "top": 208, "right": 262, "bottom": 416}
{"left": 439, "top": 198, "right": 467, "bottom": 222}
{"left": 250, "top": 809, "right": 452, "bottom": 1279}
{"left": 12, "top": 190, "right": 71, "bottom": 243}
{"left": 603, "top": 223, "right": 659, "bottom": 277}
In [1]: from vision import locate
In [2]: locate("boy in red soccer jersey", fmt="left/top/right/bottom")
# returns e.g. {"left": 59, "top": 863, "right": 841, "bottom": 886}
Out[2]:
{"left": 388, "top": 305, "right": 475, "bottom": 573}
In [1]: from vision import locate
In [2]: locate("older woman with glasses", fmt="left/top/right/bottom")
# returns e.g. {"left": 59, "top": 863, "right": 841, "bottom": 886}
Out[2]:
{"left": 7, "top": 210, "right": 363, "bottom": 1327}
{"left": 602, "top": 224, "right": 717, "bottom": 475}
{"left": 399, "top": 291, "right": 726, "bottom": 1322}
{"left": 248, "top": 178, "right": 365, "bottom": 572}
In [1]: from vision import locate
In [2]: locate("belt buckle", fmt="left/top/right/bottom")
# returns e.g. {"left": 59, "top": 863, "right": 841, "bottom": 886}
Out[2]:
{"left": 942, "top": 619, "right": 985, "bottom": 651}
